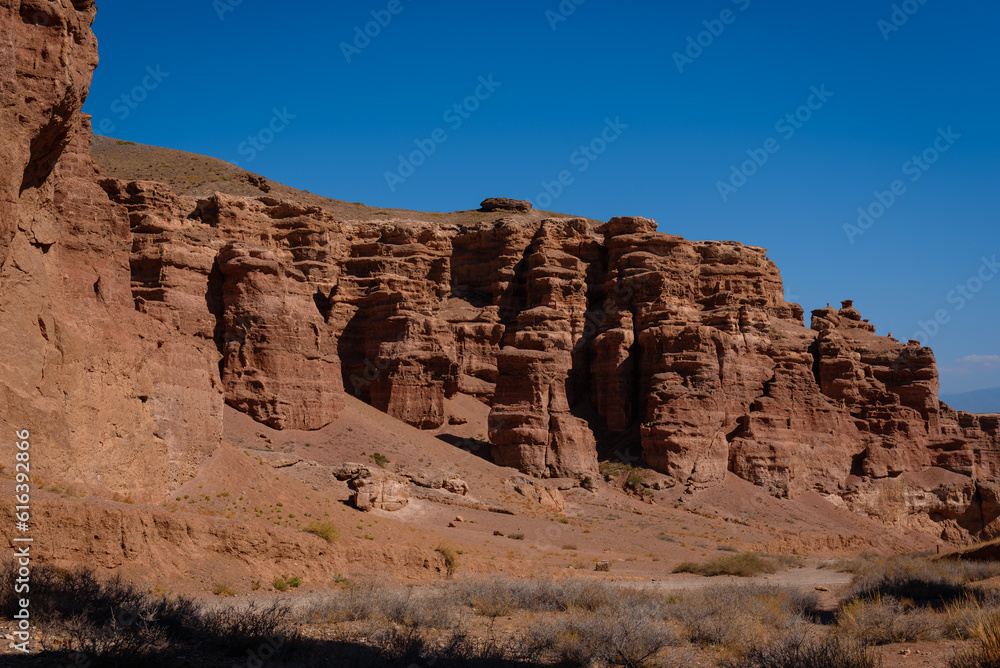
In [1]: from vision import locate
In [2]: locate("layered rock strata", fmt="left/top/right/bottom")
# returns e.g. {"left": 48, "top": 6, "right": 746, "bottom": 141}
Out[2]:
{"left": 2, "top": 0, "right": 998, "bottom": 540}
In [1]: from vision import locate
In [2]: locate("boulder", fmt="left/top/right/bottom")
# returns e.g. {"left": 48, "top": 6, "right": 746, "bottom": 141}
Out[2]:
{"left": 480, "top": 197, "right": 532, "bottom": 213}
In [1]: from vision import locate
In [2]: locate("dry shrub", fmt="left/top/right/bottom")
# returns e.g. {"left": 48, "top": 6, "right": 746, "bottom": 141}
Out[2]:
{"left": 950, "top": 610, "right": 1000, "bottom": 668}
{"left": 842, "top": 555, "right": 999, "bottom": 607}
{"left": 306, "top": 580, "right": 458, "bottom": 629}
{"left": 673, "top": 553, "right": 778, "bottom": 577}
{"left": 723, "top": 634, "right": 881, "bottom": 668}
{"left": 436, "top": 545, "right": 459, "bottom": 578}
{"left": 665, "top": 583, "right": 817, "bottom": 651}
{"left": 451, "top": 577, "right": 624, "bottom": 614}
{"left": 196, "top": 601, "right": 298, "bottom": 656}
{"left": 946, "top": 592, "right": 1000, "bottom": 640}
{"left": 533, "top": 603, "right": 684, "bottom": 668}
{"left": 0, "top": 561, "right": 298, "bottom": 663}
{"left": 835, "top": 594, "right": 943, "bottom": 645}
{"left": 817, "top": 552, "right": 881, "bottom": 573}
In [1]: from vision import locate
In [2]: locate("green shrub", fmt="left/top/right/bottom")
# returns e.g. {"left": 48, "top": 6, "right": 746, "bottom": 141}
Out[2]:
{"left": 625, "top": 470, "right": 646, "bottom": 494}
{"left": 371, "top": 452, "right": 389, "bottom": 468}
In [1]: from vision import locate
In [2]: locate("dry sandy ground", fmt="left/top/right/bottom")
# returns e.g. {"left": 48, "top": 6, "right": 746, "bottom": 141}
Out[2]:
{"left": 130, "top": 388, "right": 934, "bottom": 597}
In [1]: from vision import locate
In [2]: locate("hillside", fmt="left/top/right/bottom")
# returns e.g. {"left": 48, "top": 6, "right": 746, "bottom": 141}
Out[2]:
{"left": 89, "top": 134, "right": 595, "bottom": 226}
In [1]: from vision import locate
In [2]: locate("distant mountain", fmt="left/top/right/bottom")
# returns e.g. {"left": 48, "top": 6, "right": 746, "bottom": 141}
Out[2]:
{"left": 941, "top": 387, "right": 1000, "bottom": 414}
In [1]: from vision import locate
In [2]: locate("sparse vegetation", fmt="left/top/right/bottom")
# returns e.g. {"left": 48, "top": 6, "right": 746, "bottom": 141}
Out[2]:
{"left": 950, "top": 609, "right": 1000, "bottom": 668}
{"left": 371, "top": 451, "right": 390, "bottom": 468}
{"left": 0, "top": 562, "right": 298, "bottom": 664}
{"left": 723, "top": 634, "right": 881, "bottom": 668}
{"left": 667, "top": 582, "right": 818, "bottom": 650}
{"left": 436, "top": 546, "right": 459, "bottom": 578}
{"left": 11, "top": 558, "right": 1000, "bottom": 667}
{"left": 212, "top": 581, "right": 237, "bottom": 597}
{"left": 532, "top": 604, "right": 683, "bottom": 667}
{"left": 836, "top": 594, "right": 943, "bottom": 644}
{"left": 625, "top": 469, "right": 646, "bottom": 494}
{"left": 673, "top": 553, "right": 778, "bottom": 577}
{"left": 840, "top": 555, "right": 1000, "bottom": 607}
{"left": 303, "top": 520, "right": 341, "bottom": 543}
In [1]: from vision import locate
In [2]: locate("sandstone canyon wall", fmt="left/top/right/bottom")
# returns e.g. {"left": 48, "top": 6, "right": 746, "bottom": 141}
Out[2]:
{"left": 1, "top": 0, "right": 221, "bottom": 503}
{"left": 1, "top": 0, "right": 997, "bottom": 539}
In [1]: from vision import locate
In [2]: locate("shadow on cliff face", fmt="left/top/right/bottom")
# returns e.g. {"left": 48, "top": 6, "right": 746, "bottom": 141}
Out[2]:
{"left": 436, "top": 433, "right": 495, "bottom": 464}
{"left": 206, "top": 259, "right": 228, "bottom": 381}
{"left": 593, "top": 422, "right": 643, "bottom": 467}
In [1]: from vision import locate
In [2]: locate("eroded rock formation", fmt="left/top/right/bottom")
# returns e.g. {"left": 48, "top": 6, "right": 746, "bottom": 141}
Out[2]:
{"left": 0, "top": 0, "right": 220, "bottom": 504}
{"left": 2, "top": 0, "right": 997, "bottom": 540}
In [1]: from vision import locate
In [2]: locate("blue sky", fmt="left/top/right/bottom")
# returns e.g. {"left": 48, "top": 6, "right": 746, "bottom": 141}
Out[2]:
{"left": 83, "top": 0, "right": 1000, "bottom": 399}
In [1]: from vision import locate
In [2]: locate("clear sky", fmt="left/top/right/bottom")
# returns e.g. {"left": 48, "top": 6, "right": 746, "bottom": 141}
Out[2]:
{"left": 82, "top": 0, "right": 1000, "bottom": 399}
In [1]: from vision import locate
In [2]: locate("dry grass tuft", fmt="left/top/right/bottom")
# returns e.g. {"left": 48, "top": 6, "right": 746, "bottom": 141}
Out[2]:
{"left": 673, "top": 553, "right": 778, "bottom": 577}
{"left": 303, "top": 521, "right": 341, "bottom": 543}
{"left": 723, "top": 634, "right": 882, "bottom": 668}
{"left": 950, "top": 609, "right": 1000, "bottom": 668}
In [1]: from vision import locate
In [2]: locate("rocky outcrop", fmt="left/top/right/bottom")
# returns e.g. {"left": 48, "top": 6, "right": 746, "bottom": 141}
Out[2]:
{"left": 481, "top": 197, "right": 532, "bottom": 213}
{"left": 0, "top": 1, "right": 220, "bottom": 504}
{"left": 333, "top": 463, "right": 409, "bottom": 511}
{"left": 511, "top": 480, "right": 567, "bottom": 512}
{"left": 3, "top": 0, "right": 998, "bottom": 541}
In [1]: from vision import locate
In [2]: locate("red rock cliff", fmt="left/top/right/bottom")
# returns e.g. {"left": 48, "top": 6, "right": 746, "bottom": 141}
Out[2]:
{"left": 2, "top": 2, "right": 997, "bottom": 540}
{"left": 1, "top": 1, "right": 221, "bottom": 503}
